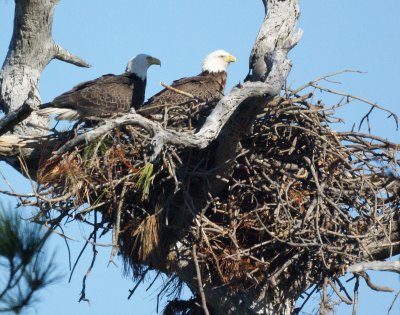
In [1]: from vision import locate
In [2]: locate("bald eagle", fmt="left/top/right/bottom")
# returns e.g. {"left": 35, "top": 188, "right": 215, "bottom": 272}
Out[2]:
{"left": 138, "top": 50, "right": 236, "bottom": 129}
{"left": 38, "top": 54, "right": 161, "bottom": 120}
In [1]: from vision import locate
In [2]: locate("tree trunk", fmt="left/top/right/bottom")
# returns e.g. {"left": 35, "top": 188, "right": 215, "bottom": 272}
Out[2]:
{"left": 1, "top": 1, "right": 398, "bottom": 315}
{"left": 0, "top": 0, "right": 89, "bottom": 174}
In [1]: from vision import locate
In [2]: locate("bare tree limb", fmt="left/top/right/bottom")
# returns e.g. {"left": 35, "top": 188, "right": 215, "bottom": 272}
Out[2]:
{"left": 0, "top": 103, "right": 32, "bottom": 137}
{"left": 4, "top": 0, "right": 399, "bottom": 314}
{"left": 352, "top": 276, "right": 360, "bottom": 315}
{"left": 54, "top": 44, "right": 91, "bottom": 68}
{"left": 50, "top": 82, "right": 273, "bottom": 159}
{"left": 291, "top": 69, "right": 365, "bottom": 95}
{"left": 192, "top": 244, "right": 210, "bottom": 315}
{"left": 348, "top": 261, "right": 400, "bottom": 274}
{"left": 358, "top": 272, "right": 394, "bottom": 293}
{"left": 247, "top": 0, "right": 302, "bottom": 82}
{"left": 310, "top": 83, "right": 398, "bottom": 128}
{"left": 327, "top": 279, "right": 352, "bottom": 305}
{"left": 387, "top": 289, "right": 400, "bottom": 315}
{"left": 0, "top": 0, "right": 90, "bottom": 173}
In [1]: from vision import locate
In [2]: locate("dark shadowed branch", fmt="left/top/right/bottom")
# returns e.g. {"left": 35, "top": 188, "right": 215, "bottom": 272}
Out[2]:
{"left": 0, "top": 103, "right": 32, "bottom": 137}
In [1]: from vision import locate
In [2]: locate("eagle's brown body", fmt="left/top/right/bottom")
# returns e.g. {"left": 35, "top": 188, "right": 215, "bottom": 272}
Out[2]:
{"left": 40, "top": 73, "right": 146, "bottom": 120}
{"left": 138, "top": 49, "right": 236, "bottom": 129}
{"left": 38, "top": 54, "right": 160, "bottom": 121}
{"left": 138, "top": 71, "right": 227, "bottom": 129}
{"left": 141, "top": 71, "right": 226, "bottom": 113}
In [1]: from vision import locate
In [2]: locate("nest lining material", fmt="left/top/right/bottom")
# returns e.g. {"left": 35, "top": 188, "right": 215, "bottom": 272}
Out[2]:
{"left": 36, "top": 90, "right": 399, "bottom": 296}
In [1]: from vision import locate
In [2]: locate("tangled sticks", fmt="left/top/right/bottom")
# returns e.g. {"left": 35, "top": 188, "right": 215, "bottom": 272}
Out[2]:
{"left": 34, "top": 78, "right": 399, "bottom": 311}
{"left": 196, "top": 96, "right": 399, "bottom": 295}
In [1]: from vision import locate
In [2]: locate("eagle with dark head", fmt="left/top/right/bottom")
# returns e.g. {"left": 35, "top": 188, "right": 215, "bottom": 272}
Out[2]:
{"left": 138, "top": 50, "right": 236, "bottom": 129}
{"left": 38, "top": 54, "right": 161, "bottom": 120}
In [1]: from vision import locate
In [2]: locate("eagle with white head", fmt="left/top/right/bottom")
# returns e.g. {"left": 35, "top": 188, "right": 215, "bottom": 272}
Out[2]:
{"left": 138, "top": 49, "right": 236, "bottom": 128}
{"left": 38, "top": 54, "right": 161, "bottom": 120}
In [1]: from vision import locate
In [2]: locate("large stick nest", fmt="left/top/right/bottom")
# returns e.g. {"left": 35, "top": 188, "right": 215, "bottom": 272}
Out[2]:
{"left": 35, "top": 85, "right": 400, "bottom": 301}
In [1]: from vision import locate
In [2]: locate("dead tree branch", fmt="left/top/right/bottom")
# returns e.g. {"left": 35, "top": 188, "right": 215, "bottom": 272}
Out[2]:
{"left": 0, "top": 0, "right": 89, "bottom": 171}
{"left": 1, "top": 1, "right": 399, "bottom": 315}
{"left": 0, "top": 103, "right": 33, "bottom": 137}
{"left": 348, "top": 261, "right": 400, "bottom": 274}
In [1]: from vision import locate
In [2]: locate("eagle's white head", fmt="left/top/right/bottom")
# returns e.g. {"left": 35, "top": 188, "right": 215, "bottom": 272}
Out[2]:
{"left": 202, "top": 49, "right": 236, "bottom": 73}
{"left": 126, "top": 54, "right": 161, "bottom": 80}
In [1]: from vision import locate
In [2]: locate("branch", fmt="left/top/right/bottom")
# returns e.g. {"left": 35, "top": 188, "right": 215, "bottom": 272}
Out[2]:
{"left": 0, "top": 0, "right": 93, "bottom": 175}
{"left": 192, "top": 245, "right": 210, "bottom": 315}
{"left": 0, "top": 103, "right": 32, "bottom": 137}
{"left": 0, "top": 0, "right": 88, "bottom": 136}
{"left": 165, "top": 1, "right": 303, "bottom": 314}
{"left": 2, "top": 1, "right": 302, "bottom": 313}
{"left": 160, "top": 81, "right": 195, "bottom": 98}
{"left": 247, "top": 0, "right": 302, "bottom": 82}
{"left": 54, "top": 44, "right": 91, "bottom": 68}
{"left": 348, "top": 261, "right": 400, "bottom": 274}
{"left": 291, "top": 69, "right": 365, "bottom": 95}
{"left": 208, "top": 0, "right": 302, "bottom": 194}
{"left": 327, "top": 279, "right": 352, "bottom": 305}
{"left": 358, "top": 272, "right": 394, "bottom": 292}
{"left": 310, "top": 83, "right": 398, "bottom": 128}
{"left": 53, "top": 82, "right": 273, "bottom": 159}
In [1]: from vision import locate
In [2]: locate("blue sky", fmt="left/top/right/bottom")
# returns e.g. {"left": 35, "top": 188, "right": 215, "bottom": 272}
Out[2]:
{"left": 1, "top": 0, "right": 399, "bottom": 314}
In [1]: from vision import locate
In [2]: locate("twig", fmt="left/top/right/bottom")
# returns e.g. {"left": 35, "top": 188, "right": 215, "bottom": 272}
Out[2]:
{"left": 320, "top": 277, "right": 328, "bottom": 315}
{"left": 55, "top": 224, "right": 73, "bottom": 271}
{"left": 387, "top": 289, "right": 400, "bottom": 315}
{"left": 83, "top": 237, "right": 113, "bottom": 247}
{"left": 335, "top": 278, "right": 353, "bottom": 303}
{"left": 109, "top": 183, "right": 127, "bottom": 265}
{"left": 358, "top": 272, "right": 394, "bottom": 292}
{"left": 295, "top": 285, "right": 318, "bottom": 314}
{"left": 337, "top": 132, "right": 400, "bottom": 149}
{"left": 160, "top": 81, "right": 195, "bottom": 99}
{"left": 0, "top": 188, "right": 35, "bottom": 198}
{"left": 327, "top": 278, "right": 352, "bottom": 305}
{"left": 68, "top": 232, "right": 93, "bottom": 283}
{"left": 291, "top": 69, "right": 365, "bottom": 95}
{"left": 127, "top": 267, "right": 150, "bottom": 299}
{"left": 193, "top": 244, "right": 210, "bottom": 315}
{"left": 78, "top": 211, "right": 99, "bottom": 303}
{"left": 43, "top": 222, "right": 76, "bottom": 241}
{"left": 145, "top": 271, "right": 161, "bottom": 291}
{"left": 280, "top": 92, "right": 313, "bottom": 106}
{"left": 310, "top": 83, "right": 398, "bottom": 128}
{"left": 352, "top": 276, "right": 359, "bottom": 315}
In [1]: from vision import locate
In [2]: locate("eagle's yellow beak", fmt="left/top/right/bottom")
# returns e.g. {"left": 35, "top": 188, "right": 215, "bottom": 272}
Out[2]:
{"left": 147, "top": 57, "right": 161, "bottom": 66}
{"left": 225, "top": 55, "right": 237, "bottom": 63}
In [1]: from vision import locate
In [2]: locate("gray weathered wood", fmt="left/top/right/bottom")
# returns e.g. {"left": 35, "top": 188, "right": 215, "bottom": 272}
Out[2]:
{"left": 0, "top": 0, "right": 303, "bottom": 313}
{"left": 0, "top": 1, "right": 399, "bottom": 314}
{"left": 248, "top": 0, "right": 302, "bottom": 82}
{"left": 348, "top": 261, "right": 400, "bottom": 274}
{"left": 0, "top": 0, "right": 89, "bottom": 173}
{"left": 165, "top": 1, "right": 303, "bottom": 314}
{"left": 0, "top": 0, "right": 89, "bottom": 136}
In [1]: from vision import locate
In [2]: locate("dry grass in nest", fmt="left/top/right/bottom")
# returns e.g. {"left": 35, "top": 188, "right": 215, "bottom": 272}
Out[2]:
{"left": 36, "top": 125, "right": 177, "bottom": 277}
{"left": 34, "top": 87, "right": 400, "bottom": 300}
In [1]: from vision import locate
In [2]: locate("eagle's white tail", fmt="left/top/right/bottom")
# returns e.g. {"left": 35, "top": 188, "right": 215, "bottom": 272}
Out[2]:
{"left": 37, "top": 108, "right": 80, "bottom": 121}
